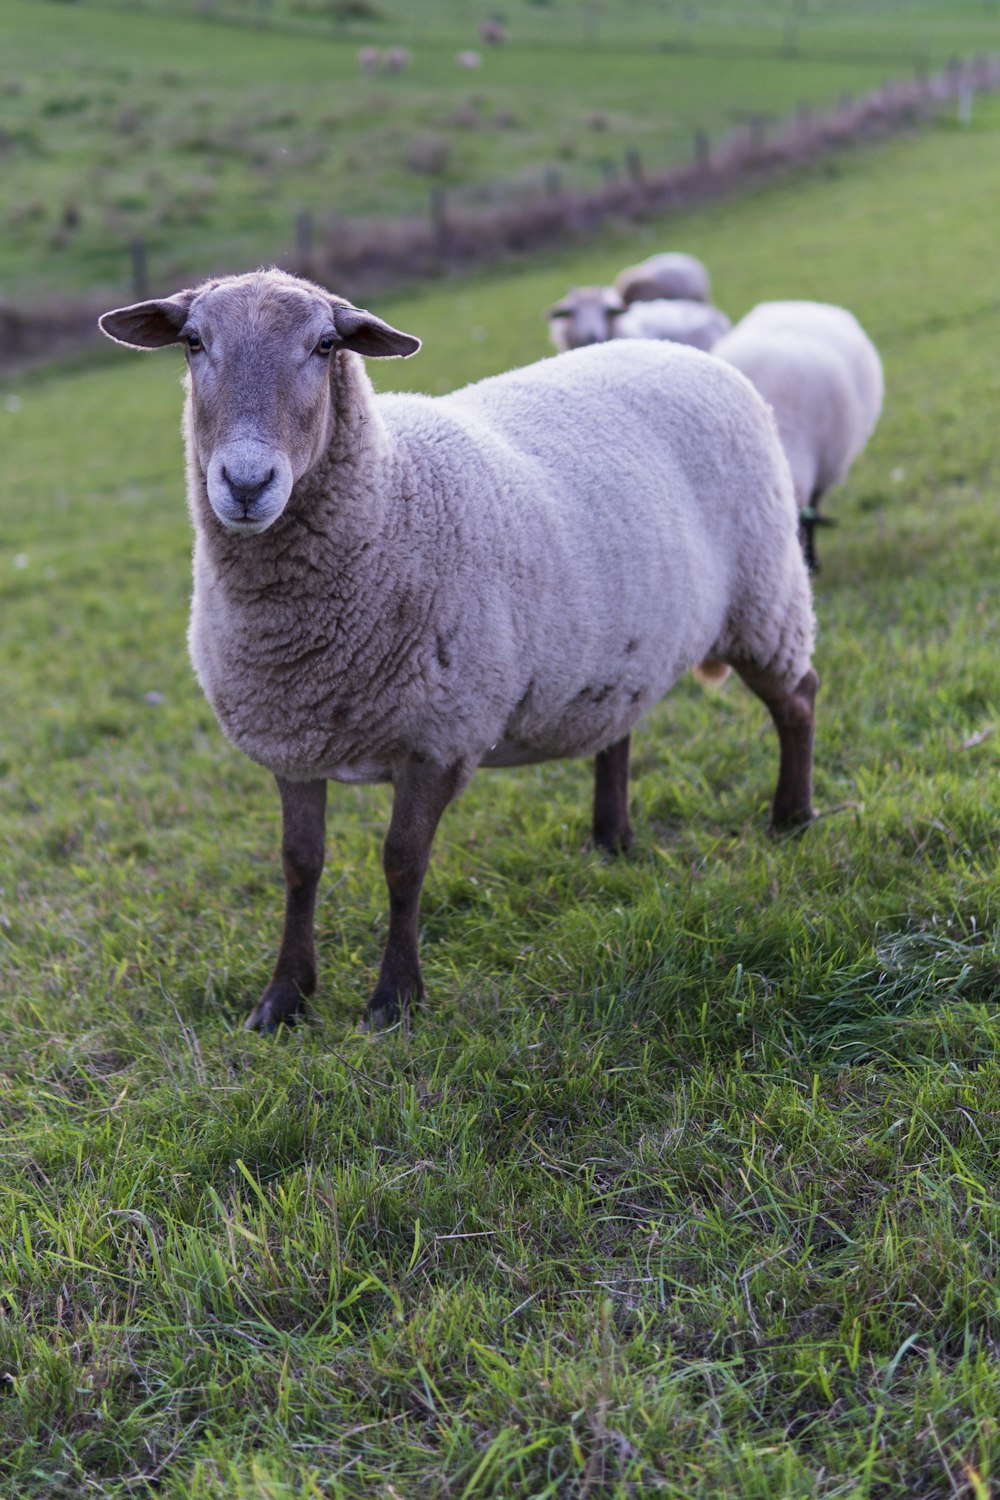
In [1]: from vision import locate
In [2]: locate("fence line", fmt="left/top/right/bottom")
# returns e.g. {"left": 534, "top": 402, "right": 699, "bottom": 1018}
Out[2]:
{"left": 2, "top": 53, "right": 998, "bottom": 369}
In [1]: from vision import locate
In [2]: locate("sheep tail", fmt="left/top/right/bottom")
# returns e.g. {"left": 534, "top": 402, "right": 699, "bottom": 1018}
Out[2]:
{"left": 693, "top": 657, "right": 731, "bottom": 686}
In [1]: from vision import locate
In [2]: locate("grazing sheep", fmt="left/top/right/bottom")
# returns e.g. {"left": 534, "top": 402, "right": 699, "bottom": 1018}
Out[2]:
{"left": 547, "top": 286, "right": 730, "bottom": 354}
{"left": 479, "top": 17, "right": 506, "bottom": 45}
{"left": 615, "top": 251, "right": 712, "bottom": 306}
{"left": 99, "top": 269, "right": 818, "bottom": 1034}
{"left": 456, "top": 49, "right": 483, "bottom": 68}
{"left": 713, "top": 300, "right": 884, "bottom": 570}
{"left": 357, "top": 46, "right": 381, "bottom": 76}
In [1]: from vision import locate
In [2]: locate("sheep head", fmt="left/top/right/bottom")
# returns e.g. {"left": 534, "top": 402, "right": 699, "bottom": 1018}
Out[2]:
{"left": 546, "top": 285, "right": 625, "bottom": 351}
{"left": 99, "top": 270, "right": 420, "bottom": 535}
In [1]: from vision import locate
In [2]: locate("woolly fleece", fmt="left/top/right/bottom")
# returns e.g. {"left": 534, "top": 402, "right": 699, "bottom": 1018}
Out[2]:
{"left": 713, "top": 300, "right": 884, "bottom": 509}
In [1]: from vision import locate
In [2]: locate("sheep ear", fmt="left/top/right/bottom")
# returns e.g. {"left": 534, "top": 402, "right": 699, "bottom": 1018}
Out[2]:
{"left": 331, "top": 304, "right": 420, "bottom": 359}
{"left": 98, "top": 292, "right": 195, "bottom": 350}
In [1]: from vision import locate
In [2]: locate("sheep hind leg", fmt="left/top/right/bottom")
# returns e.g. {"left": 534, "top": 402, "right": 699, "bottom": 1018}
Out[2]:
{"left": 735, "top": 664, "right": 819, "bottom": 833}
{"left": 592, "top": 734, "right": 633, "bottom": 855}
{"left": 246, "top": 776, "right": 328, "bottom": 1033}
{"left": 363, "top": 757, "right": 464, "bottom": 1032}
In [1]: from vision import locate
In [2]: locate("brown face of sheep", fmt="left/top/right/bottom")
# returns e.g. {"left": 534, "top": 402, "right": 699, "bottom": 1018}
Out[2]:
{"left": 99, "top": 277, "right": 420, "bottom": 535}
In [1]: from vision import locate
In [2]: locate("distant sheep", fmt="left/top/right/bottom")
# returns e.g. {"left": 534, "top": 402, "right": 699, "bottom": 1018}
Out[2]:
{"left": 456, "top": 49, "right": 483, "bottom": 68}
{"left": 614, "top": 298, "right": 732, "bottom": 351}
{"left": 357, "top": 46, "right": 381, "bottom": 76}
{"left": 479, "top": 17, "right": 506, "bottom": 44}
{"left": 546, "top": 285, "right": 625, "bottom": 351}
{"left": 383, "top": 46, "right": 411, "bottom": 75}
{"left": 547, "top": 285, "right": 730, "bottom": 354}
{"left": 713, "top": 300, "right": 884, "bottom": 570}
{"left": 99, "top": 269, "right": 817, "bottom": 1034}
{"left": 615, "top": 251, "right": 712, "bottom": 306}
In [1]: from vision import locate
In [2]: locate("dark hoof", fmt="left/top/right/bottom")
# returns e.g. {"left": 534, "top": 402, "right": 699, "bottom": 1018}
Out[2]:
{"left": 360, "top": 991, "right": 415, "bottom": 1034}
{"left": 245, "top": 980, "right": 309, "bottom": 1034}
{"left": 769, "top": 807, "right": 816, "bottom": 838}
{"left": 593, "top": 826, "right": 634, "bottom": 857}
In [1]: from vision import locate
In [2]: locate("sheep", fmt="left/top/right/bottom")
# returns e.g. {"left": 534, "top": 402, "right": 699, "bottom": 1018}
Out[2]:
{"left": 712, "top": 300, "right": 884, "bottom": 570}
{"left": 479, "top": 17, "right": 506, "bottom": 45}
{"left": 98, "top": 268, "right": 818, "bottom": 1035}
{"left": 357, "top": 46, "right": 381, "bottom": 77}
{"left": 546, "top": 285, "right": 625, "bottom": 351}
{"left": 615, "top": 251, "right": 712, "bottom": 307}
{"left": 614, "top": 298, "right": 732, "bottom": 351}
{"left": 456, "top": 49, "right": 482, "bottom": 69}
{"left": 383, "top": 46, "right": 411, "bottom": 75}
{"left": 546, "top": 286, "right": 730, "bottom": 354}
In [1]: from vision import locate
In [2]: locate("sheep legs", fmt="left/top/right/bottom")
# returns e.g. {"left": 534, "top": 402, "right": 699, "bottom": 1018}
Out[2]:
{"left": 799, "top": 491, "right": 835, "bottom": 574}
{"left": 593, "top": 735, "right": 633, "bottom": 854}
{"left": 364, "top": 758, "right": 462, "bottom": 1031}
{"left": 736, "top": 665, "right": 819, "bottom": 831}
{"left": 246, "top": 776, "right": 327, "bottom": 1032}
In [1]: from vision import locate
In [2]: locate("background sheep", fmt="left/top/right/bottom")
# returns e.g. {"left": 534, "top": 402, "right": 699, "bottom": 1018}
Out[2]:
{"left": 99, "top": 269, "right": 817, "bottom": 1035}
{"left": 383, "top": 47, "right": 411, "bottom": 75}
{"left": 546, "top": 285, "right": 625, "bottom": 351}
{"left": 614, "top": 298, "right": 732, "bottom": 351}
{"left": 713, "top": 300, "right": 884, "bottom": 569}
{"left": 546, "top": 285, "right": 730, "bottom": 353}
{"left": 614, "top": 250, "right": 712, "bottom": 306}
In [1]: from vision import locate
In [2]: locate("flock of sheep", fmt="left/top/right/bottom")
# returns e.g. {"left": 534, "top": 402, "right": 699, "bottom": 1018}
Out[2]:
{"left": 98, "top": 250, "right": 882, "bottom": 1034}
{"left": 548, "top": 253, "right": 884, "bottom": 571}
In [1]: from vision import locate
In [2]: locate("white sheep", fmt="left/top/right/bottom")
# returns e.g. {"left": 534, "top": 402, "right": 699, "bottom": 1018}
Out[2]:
{"left": 99, "top": 269, "right": 818, "bottom": 1034}
{"left": 614, "top": 298, "right": 732, "bottom": 351}
{"left": 357, "top": 46, "right": 381, "bottom": 76}
{"left": 615, "top": 251, "right": 712, "bottom": 306}
{"left": 713, "top": 300, "right": 884, "bottom": 570}
{"left": 547, "top": 286, "right": 730, "bottom": 354}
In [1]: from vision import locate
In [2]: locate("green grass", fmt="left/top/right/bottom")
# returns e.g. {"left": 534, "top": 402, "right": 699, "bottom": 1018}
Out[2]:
{"left": 3, "top": 0, "right": 999, "bottom": 304}
{"left": 3, "top": 95, "right": 1000, "bottom": 1497}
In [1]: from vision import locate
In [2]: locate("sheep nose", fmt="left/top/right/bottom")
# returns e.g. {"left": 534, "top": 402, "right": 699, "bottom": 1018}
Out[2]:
{"left": 222, "top": 464, "right": 275, "bottom": 512}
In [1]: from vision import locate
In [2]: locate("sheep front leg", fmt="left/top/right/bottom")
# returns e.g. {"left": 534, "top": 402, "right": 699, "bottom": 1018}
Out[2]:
{"left": 737, "top": 664, "right": 819, "bottom": 832}
{"left": 592, "top": 734, "right": 633, "bottom": 854}
{"left": 364, "top": 758, "right": 462, "bottom": 1031}
{"left": 246, "top": 776, "right": 327, "bottom": 1032}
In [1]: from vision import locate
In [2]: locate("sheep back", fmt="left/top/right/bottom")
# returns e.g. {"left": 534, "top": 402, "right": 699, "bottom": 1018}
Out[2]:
{"left": 614, "top": 252, "right": 711, "bottom": 306}
{"left": 613, "top": 298, "right": 732, "bottom": 350}
{"left": 713, "top": 300, "right": 884, "bottom": 507}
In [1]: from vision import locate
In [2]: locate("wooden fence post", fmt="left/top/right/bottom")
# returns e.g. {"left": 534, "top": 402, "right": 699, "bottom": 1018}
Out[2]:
{"left": 129, "top": 238, "right": 148, "bottom": 300}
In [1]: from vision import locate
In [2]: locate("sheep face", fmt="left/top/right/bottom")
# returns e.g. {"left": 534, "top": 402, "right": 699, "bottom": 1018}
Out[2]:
{"left": 547, "top": 286, "right": 625, "bottom": 352}
{"left": 99, "top": 271, "right": 420, "bottom": 535}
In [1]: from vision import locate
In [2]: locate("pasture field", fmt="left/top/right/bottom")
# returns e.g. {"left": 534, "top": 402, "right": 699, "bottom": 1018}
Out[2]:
{"left": 3, "top": 99, "right": 1000, "bottom": 1500}
{"left": 3, "top": 0, "right": 1000, "bottom": 306}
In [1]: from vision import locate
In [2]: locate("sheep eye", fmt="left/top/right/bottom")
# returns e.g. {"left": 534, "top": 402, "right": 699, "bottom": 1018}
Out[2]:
{"left": 315, "top": 334, "right": 338, "bottom": 356}
{"left": 185, "top": 332, "right": 202, "bottom": 353}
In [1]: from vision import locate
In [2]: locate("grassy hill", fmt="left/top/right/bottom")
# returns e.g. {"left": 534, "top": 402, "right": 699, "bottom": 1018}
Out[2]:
{"left": 3, "top": 0, "right": 999, "bottom": 305}
{"left": 2, "top": 77, "right": 1000, "bottom": 1495}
